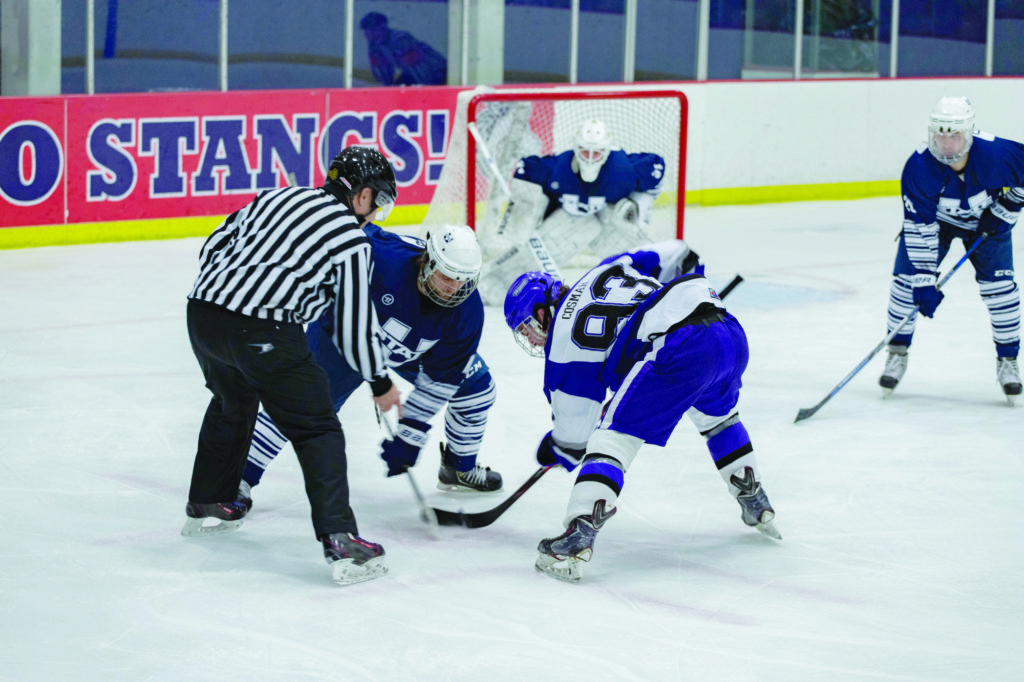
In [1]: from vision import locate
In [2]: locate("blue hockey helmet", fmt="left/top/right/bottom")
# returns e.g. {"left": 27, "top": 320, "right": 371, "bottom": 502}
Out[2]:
{"left": 504, "top": 271, "right": 563, "bottom": 357}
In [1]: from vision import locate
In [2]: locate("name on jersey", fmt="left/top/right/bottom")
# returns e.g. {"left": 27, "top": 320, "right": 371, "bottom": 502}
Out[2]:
{"left": 561, "top": 282, "right": 586, "bottom": 319}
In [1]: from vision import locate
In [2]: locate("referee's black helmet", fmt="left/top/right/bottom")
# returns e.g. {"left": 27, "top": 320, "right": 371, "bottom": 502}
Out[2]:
{"left": 327, "top": 146, "right": 398, "bottom": 220}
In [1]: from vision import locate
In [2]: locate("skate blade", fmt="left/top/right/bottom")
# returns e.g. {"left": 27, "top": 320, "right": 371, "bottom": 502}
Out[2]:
{"left": 180, "top": 517, "right": 243, "bottom": 537}
{"left": 331, "top": 556, "right": 388, "bottom": 586}
{"left": 535, "top": 554, "right": 585, "bottom": 583}
{"left": 751, "top": 509, "right": 782, "bottom": 540}
{"left": 881, "top": 386, "right": 895, "bottom": 398}
{"left": 756, "top": 520, "right": 783, "bottom": 540}
{"left": 436, "top": 481, "right": 503, "bottom": 494}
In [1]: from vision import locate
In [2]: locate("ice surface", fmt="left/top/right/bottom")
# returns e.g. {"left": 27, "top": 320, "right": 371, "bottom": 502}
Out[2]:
{"left": 1, "top": 197, "right": 1021, "bottom": 681}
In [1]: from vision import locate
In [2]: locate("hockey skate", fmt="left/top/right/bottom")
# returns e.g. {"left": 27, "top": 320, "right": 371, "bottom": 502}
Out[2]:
{"left": 236, "top": 480, "right": 253, "bottom": 512}
{"left": 730, "top": 467, "right": 782, "bottom": 540}
{"left": 321, "top": 533, "right": 388, "bottom": 586}
{"left": 879, "top": 343, "right": 909, "bottom": 396}
{"left": 181, "top": 500, "right": 248, "bottom": 537}
{"left": 535, "top": 500, "right": 616, "bottom": 583}
{"left": 437, "top": 444, "right": 502, "bottom": 493}
{"left": 996, "top": 356, "right": 1022, "bottom": 405}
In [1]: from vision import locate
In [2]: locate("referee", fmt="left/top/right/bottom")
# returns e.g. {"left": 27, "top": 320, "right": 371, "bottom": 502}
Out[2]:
{"left": 183, "top": 145, "right": 399, "bottom": 586}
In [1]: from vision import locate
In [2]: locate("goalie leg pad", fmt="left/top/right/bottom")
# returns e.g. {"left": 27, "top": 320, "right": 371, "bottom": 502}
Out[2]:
{"left": 536, "top": 209, "right": 604, "bottom": 264}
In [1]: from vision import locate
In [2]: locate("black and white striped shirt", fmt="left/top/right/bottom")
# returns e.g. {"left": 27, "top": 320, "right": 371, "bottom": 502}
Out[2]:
{"left": 188, "top": 186, "right": 387, "bottom": 384}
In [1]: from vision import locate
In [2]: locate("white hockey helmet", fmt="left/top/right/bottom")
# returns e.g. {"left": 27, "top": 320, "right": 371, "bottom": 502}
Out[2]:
{"left": 573, "top": 119, "right": 612, "bottom": 183}
{"left": 418, "top": 224, "right": 482, "bottom": 307}
{"left": 927, "top": 96, "right": 975, "bottom": 166}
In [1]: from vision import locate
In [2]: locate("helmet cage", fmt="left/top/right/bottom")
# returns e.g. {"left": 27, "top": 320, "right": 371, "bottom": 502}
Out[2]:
{"left": 927, "top": 97, "right": 975, "bottom": 166}
{"left": 573, "top": 119, "right": 612, "bottom": 183}
{"left": 418, "top": 225, "right": 482, "bottom": 308}
{"left": 503, "top": 271, "right": 561, "bottom": 357}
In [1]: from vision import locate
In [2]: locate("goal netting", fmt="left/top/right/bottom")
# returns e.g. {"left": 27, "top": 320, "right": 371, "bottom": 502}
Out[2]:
{"left": 421, "top": 85, "right": 688, "bottom": 266}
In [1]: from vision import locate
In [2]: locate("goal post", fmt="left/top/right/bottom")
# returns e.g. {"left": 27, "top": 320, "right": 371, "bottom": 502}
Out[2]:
{"left": 422, "top": 85, "right": 689, "bottom": 257}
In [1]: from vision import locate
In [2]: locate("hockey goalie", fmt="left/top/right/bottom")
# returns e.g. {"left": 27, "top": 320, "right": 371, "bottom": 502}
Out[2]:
{"left": 476, "top": 118, "right": 667, "bottom": 305}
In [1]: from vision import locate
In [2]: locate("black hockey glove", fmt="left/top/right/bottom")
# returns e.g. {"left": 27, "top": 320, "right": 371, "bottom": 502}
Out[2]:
{"left": 379, "top": 418, "right": 430, "bottom": 477}
{"left": 535, "top": 431, "right": 585, "bottom": 472}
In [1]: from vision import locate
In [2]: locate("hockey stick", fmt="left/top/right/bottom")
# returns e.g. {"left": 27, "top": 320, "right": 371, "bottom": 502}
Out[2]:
{"left": 374, "top": 404, "right": 440, "bottom": 533}
{"left": 432, "top": 465, "right": 555, "bottom": 528}
{"left": 718, "top": 274, "right": 744, "bottom": 300}
{"left": 794, "top": 234, "right": 987, "bottom": 423}
{"left": 468, "top": 121, "right": 511, "bottom": 202}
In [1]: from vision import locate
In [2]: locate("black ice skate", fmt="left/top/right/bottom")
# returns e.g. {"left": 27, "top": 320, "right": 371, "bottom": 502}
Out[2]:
{"left": 321, "top": 533, "right": 388, "bottom": 586}
{"left": 879, "top": 343, "right": 909, "bottom": 396}
{"left": 535, "top": 499, "right": 616, "bottom": 583}
{"left": 996, "top": 356, "right": 1021, "bottom": 405}
{"left": 730, "top": 467, "right": 782, "bottom": 540}
{"left": 236, "top": 479, "right": 253, "bottom": 512}
{"left": 181, "top": 500, "right": 248, "bottom": 537}
{"left": 437, "top": 444, "right": 502, "bottom": 493}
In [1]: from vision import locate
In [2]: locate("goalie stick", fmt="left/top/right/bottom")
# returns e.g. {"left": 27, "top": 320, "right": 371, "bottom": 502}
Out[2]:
{"left": 794, "top": 234, "right": 987, "bottom": 423}
{"left": 431, "top": 464, "right": 554, "bottom": 528}
{"left": 374, "top": 404, "right": 440, "bottom": 535}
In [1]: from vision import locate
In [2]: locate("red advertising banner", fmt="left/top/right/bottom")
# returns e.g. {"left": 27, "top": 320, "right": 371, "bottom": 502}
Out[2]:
{"left": 0, "top": 86, "right": 464, "bottom": 229}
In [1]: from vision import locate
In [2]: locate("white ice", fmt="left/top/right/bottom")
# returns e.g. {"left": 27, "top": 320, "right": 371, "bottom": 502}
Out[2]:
{"left": 1, "top": 197, "right": 1021, "bottom": 681}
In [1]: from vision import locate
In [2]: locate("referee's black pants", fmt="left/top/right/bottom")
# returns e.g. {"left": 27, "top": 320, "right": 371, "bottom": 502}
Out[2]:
{"left": 186, "top": 300, "right": 358, "bottom": 537}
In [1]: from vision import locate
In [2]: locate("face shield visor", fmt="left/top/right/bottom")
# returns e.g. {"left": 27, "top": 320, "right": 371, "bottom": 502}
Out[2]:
{"left": 372, "top": 187, "right": 397, "bottom": 221}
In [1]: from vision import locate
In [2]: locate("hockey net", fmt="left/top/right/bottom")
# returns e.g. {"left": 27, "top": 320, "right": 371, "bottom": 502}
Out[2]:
{"left": 421, "top": 85, "right": 688, "bottom": 263}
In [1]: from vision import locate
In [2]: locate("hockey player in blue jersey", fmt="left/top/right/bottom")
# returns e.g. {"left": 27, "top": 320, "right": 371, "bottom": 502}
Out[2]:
{"left": 238, "top": 223, "right": 503, "bottom": 508}
{"left": 477, "top": 118, "right": 666, "bottom": 304}
{"left": 880, "top": 97, "right": 1023, "bottom": 404}
{"left": 503, "top": 241, "right": 779, "bottom": 583}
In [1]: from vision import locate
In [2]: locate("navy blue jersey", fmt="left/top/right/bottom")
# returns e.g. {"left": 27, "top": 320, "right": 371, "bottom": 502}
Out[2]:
{"left": 363, "top": 224, "right": 484, "bottom": 383}
{"left": 901, "top": 134, "right": 1024, "bottom": 274}
{"left": 514, "top": 149, "right": 665, "bottom": 219}
{"left": 316, "top": 224, "right": 485, "bottom": 426}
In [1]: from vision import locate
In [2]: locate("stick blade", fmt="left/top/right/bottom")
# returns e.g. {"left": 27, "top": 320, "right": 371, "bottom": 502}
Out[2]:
{"left": 432, "top": 508, "right": 468, "bottom": 527}
{"left": 794, "top": 406, "right": 819, "bottom": 423}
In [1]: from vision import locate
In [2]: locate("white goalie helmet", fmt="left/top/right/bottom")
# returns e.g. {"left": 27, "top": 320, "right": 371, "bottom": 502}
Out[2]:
{"left": 418, "top": 224, "right": 483, "bottom": 307}
{"left": 927, "top": 96, "right": 976, "bottom": 166}
{"left": 573, "top": 118, "right": 612, "bottom": 183}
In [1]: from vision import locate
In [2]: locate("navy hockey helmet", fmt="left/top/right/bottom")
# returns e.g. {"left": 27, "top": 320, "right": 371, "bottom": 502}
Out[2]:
{"left": 504, "top": 271, "right": 563, "bottom": 357}
{"left": 327, "top": 146, "right": 398, "bottom": 221}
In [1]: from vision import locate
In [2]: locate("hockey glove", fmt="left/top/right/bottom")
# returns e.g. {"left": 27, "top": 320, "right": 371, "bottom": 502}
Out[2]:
{"left": 911, "top": 273, "right": 944, "bottom": 318}
{"left": 978, "top": 207, "right": 1014, "bottom": 236}
{"left": 535, "top": 431, "right": 585, "bottom": 472}
{"left": 379, "top": 418, "right": 430, "bottom": 477}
